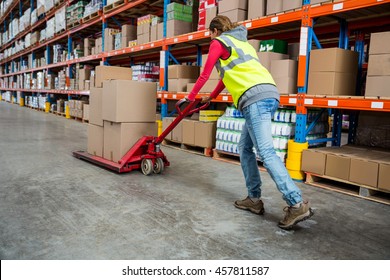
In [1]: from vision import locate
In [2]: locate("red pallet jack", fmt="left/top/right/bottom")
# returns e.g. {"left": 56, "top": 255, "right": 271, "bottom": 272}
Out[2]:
{"left": 73, "top": 99, "right": 209, "bottom": 175}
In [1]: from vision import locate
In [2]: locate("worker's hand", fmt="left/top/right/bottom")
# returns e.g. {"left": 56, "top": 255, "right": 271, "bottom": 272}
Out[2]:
{"left": 201, "top": 96, "right": 212, "bottom": 103}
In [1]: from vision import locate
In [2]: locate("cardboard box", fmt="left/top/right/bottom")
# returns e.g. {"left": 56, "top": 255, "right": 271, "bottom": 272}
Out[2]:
{"left": 367, "top": 54, "right": 390, "bottom": 76}
{"left": 369, "top": 31, "right": 390, "bottom": 55}
{"left": 274, "top": 77, "right": 297, "bottom": 95}
{"left": 87, "top": 124, "right": 104, "bottom": 157}
{"left": 182, "top": 119, "right": 196, "bottom": 145}
{"left": 166, "top": 19, "right": 192, "bottom": 37}
{"left": 78, "top": 68, "right": 91, "bottom": 90}
{"left": 201, "top": 54, "right": 220, "bottom": 79}
{"left": 257, "top": 52, "right": 289, "bottom": 71}
{"left": 187, "top": 79, "right": 221, "bottom": 93}
{"left": 288, "top": 43, "right": 300, "bottom": 60}
{"left": 301, "top": 149, "right": 327, "bottom": 175}
{"left": 168, "top": 78, "right": 197, "bottom": 92}
{"left": 171, "top": 121, "right": 183, "bottom": 142}
{"left": 121, "top": 24, "right": 137, "bottom": 39}
{"left": 308, "top": 72, "right": 357, "bottom": 96}
{"left": 248, "top": 39, "right": 261, "bottom": 52}
{"left": 325, "top": 153, "right": 351, "bottom": 181}
{"left": 83, "top": 104, "right": 89, "bottom": 121}
{"left": 283, "top": 0, "right": 302, "bottom": 11}
{"left": 162, "top": 117, "right": 174, "bottom": 140}
{"left": 104, "top": 28, "right": 119, "bottom": 52}
{"left": 218, "top": 9, "right": 247, "bottom": 23}
{"left": 150, "top": 24, "right": 157, "bottom": 42}
{"left": 378, "top": 162, "right": 390, "bottom": 192}
{"left": 168, "top": 65, "right": 200, "bottom": 79}
{"left": 271, "top": 59, "right": 298, "bottom": 79}
{"left": 349, "top": 157, "right": 379, "bottom": 188}
{"left": 89, "top": 87, "right": 103, "bottom": 126}
{"left": 102, "top": 80, "right": 157, "bottom": 123}
{"left": 195, "top": 121, "right": 216, "bottom": 148}
{"left": 157, "top": 22, "right": 164, "bottom": 40}
{"left": 95, "top": 66, "right": 133, "bottom": 88}
{"left": 103, "top": 121, "right": 157, "bottom": 162}
{"left": 309, "top": 48, "right": 358, "bottom": 73}
{"left": 248, "top": 0, "right": 266, "bottom": 19}
{"left": 267, "top": 0, "right": 283, "bottom": 15}
{"left": 365, "top": 76, "right": 390, "bottom": 98}
{"left": 218, "top": 0, "right": 248, "bottom": 13}
{"left": 206, "top": 7, "right": 218, "bottom": 29}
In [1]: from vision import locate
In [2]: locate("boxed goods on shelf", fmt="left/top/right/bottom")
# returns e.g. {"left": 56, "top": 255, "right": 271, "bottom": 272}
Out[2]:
{"left": 167, "top": 2, "right": 193, "bottom": 22}
{"left": 104, "top": 28, "right": 120, "bottom": 52}
{"left": 121, "top": 24, "right": 137, "bottom": 48}
{"left": 55, "top": 7, "right": 66, "bottom": 34}
{"left": 308, "top": 48, "right": 358, "bottom": 96}
{"left": 271, "top": 59, "right": 298, "bottom": 95}
{"left": 267, "top": 0, "right": 283, "bottom": 15}
{"left": 283, "top": 0, "right": 302, "bottom": 11}
{"left": 166, "top": 19, "right": 192, "bottom": 38}
{"left": 218, "top": 0, "right": 248, "bottom": 22}
{"left": 260, "top": 39, "right": 288, "bottom": 54}
{"left": 365, "top": 31, "right": 390, "bottom": 98}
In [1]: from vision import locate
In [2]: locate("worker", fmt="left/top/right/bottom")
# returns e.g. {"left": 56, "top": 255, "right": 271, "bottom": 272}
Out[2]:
{"left": 183, "top": 15, "right": 313, "bottom": 230}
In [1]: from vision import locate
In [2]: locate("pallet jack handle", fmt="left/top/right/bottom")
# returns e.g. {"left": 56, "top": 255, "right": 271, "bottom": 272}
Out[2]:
{"left": 154, "top": 98, "right": 209, "bottom": 144}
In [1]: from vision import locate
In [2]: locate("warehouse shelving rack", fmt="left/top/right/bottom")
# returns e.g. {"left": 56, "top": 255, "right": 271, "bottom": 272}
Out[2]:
{"left": 1, "top": 0, "right": 390, "bottom": 145}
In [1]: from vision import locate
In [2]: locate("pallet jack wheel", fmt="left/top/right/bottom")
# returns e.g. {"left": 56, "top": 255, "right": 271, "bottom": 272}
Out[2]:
{"left": 153, "top": 158, "right": 164, "bottom": 174}
{"left": 141, "top": 159, "right": 153, "bottom": 175}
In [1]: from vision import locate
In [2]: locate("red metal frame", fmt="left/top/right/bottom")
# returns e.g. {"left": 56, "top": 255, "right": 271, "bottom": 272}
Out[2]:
{"left": 73, "top": 99, "right": 209, "bottom": 173}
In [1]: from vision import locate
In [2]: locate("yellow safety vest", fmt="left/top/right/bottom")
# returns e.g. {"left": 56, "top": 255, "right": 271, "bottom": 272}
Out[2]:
{"left": 215, "top": 35, "right": 276, "bottom": 107}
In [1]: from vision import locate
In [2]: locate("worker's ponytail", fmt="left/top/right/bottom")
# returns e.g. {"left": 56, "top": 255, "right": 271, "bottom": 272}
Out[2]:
{"left": 209, "top": 15, "right": 239, "bottom": 33}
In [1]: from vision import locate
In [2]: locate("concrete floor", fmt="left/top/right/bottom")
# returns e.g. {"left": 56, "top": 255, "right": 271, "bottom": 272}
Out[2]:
{"left": 0, "top": 102, "right": 389, "bottom": 260}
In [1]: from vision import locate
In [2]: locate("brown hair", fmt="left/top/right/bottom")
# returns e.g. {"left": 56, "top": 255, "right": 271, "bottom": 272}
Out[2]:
{"left": 209, "top": 15, "right": 239, "bottom": 33}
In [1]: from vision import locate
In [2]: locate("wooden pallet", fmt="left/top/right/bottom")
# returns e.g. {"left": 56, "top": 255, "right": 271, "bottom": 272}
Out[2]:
{"left": 162, "top": 140, "right": 213, "bottom": 157}
{"left": 212, "top": 149, "right": 266, "bottom": 170}
{"left": 66, "top": 20, "right": 82, "bottom": 29}
{"left": 69, "top": 116, "right": 84, "bottom": 122}
{"left": 52, "top": 111, "right": 66, "bottom": 117}
{"left": 305, "top": 172, "right": 390, "bottom": 205}
{"left": 82, "top": 11, "right": 100, "bottom": 23}
{"left": 55, "top": 0, "right": 65, "bottom": 7}
{"left": 103, "top": 0, "right": 125, "bottom": 13}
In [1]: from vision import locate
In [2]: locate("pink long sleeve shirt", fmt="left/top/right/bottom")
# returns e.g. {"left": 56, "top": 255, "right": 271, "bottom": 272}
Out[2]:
{"left": 187, "top": 40, "right": 230, "bottom": 101}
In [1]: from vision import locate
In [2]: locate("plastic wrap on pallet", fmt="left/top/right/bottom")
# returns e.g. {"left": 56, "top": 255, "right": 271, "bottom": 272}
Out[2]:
{"left": 40, "top": 28, "right": 46, "bottom": 42}
{"left": 45, "top": 0, "right": 55, "bottom": 12}
{"left": 46, "top": 17, "right": 55, "bottom": 38}
{"left": 25, "top": 33, "right": 31, "bottom": 48}
{"left": 24, "top": 9, "right": 31, "bottom": 28}
{"left": 55, "top": 7, "right": 66, "bottom": 33}
{"left": 37, "top": 0, "right": 45, "bottom": 17}
{"left": 31, "top": 9, "right": 38, "bottom": 25}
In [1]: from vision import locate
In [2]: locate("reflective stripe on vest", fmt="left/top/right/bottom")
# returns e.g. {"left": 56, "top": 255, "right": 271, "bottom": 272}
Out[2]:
{"left": 215, "top": 35, "right": 275, "bottom": 107}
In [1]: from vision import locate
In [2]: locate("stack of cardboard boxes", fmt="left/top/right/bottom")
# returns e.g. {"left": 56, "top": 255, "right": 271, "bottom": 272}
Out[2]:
{"left": 218, "top": 0, "right": 247, "bottom": 23}
{"left": 168, "top": 65, "right": 200, "bottom": 92}
{"left": 166, "top": 2, "right": 193, "bottom": 37}
{"left": 302, "top": 146, "right": 390, "bottom": 194}
{"left": 162, "top": 115, "right": 218, "bottom": 150}
{"left": 87, "top": 65, "right": 158, "bottom": 163}
{"left": 186, "top": 54, "right": 222, "bottom": 93}
{"left": 121, "top": 24, "right": 137, "bottom": 49}
{"left": 308, "top": 48, "right": 358, "bottom": 96}
{"left": 365, "top": 31, "right": 390, "bottom": 98}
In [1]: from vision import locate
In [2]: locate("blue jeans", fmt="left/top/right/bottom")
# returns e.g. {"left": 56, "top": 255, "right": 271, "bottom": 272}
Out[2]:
{"left": 239, "top": 98, "right": 302, "bottom": 206}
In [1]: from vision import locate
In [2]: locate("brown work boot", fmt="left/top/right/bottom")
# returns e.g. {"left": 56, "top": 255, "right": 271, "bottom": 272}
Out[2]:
{"left": 234, "top": 196, "right": 264, "bottom": 215}
{"left": 278, "top": 201, "right": 314, "bottom": 230}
